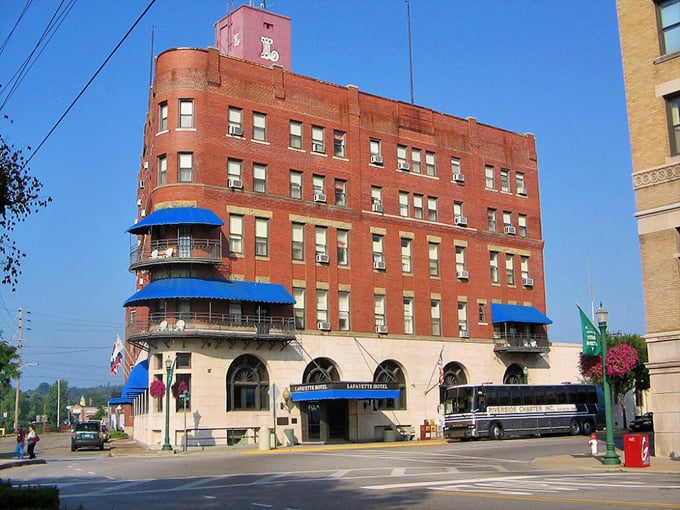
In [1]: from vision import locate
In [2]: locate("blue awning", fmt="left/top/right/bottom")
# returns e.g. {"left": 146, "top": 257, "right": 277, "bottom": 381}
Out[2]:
{"left": 120, "top": 360, "right": 149, "bottom": 399}
{"left": 289, "top": 382, "right": 401, "bottom": 401}
{"left": 491, "top": 304, "right": 552, "bottom": 324}
{"left": 124, "top": 278, "right": 295, "bottom": 306}
{"left": 109, "top": 397, "right": 134, "bottom": 405}
{"left": 127, "top": 207, "right": 224, "bottom": 234}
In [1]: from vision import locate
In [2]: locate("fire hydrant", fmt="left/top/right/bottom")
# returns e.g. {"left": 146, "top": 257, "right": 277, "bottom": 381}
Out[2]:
{"left": 588, "top": 433, "right": 599, "bottom": 455}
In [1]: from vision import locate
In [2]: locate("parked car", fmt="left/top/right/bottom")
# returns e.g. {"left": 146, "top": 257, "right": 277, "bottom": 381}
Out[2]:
{"left": 100, "top": 423, "right": 110, "bottom": 443}
{"left": 71, "top": 420, "right": 105, "bottom": 451}
{"left": 628, "top": 412, "right": 654, "bottom": 432}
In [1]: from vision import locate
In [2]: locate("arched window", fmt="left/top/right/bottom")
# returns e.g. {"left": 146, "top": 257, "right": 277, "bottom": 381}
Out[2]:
{"left": 439, "top": 362, "right": 468, "bottom": 403}
{"left": 503, "top": 363, "right": 525, "bottom": 384}
{"left": 302, "top": 357, "right": 340, "bottom": 383}
{"left": 373, "top": 360, "right": 406, "bottom": 410}
{"left": 226, "top": 355, "right": 269, "bottom": 411}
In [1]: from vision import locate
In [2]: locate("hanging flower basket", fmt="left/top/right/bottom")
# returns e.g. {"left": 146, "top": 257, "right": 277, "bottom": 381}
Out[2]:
{"left": 171, "top": 380, "right": 188, "bottom": 399}
{"left": 149, "top": 379, "right": 166, "bottom": 399}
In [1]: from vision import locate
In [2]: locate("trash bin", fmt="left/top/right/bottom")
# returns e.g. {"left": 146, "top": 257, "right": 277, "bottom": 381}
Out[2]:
{"left": 269, "top": 427, "right": 276, "bottom": 449}
{"left": 284, "top": 428, "right": 295, "bottom": 447}
{"left": 624, "top": 434, "right": 650, "bottom": 468}
{"left": 258, "top": 428, "right": 270, "bottom": 451}
{"left": 383, "top": 428, "right": 396, "bottom": 442}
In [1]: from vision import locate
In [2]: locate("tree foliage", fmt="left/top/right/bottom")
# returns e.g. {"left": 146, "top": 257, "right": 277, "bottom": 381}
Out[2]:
{"left": 1, "top": 116, "right": 51, "bottom": 290}
{"left": 0, "top": 339, "right": 18, "bottom": 388}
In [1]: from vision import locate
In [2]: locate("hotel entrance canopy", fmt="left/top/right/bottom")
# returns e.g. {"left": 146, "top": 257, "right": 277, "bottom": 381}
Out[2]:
{"left": 289, "top": 382, "right": 401, "bottom": 401}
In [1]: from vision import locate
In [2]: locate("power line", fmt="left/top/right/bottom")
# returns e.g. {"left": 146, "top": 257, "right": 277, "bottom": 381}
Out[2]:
{"left": 0, "top": 0, "right": 34, "bottom": 57}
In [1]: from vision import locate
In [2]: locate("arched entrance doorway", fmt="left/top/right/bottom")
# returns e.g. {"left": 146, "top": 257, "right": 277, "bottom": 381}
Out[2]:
{"left": 439, "top": 362, "right": 468, "bottom": 403}
{"left": 300, "top": 358, "right": 345, "bottom": 442}
{"left": 503, "top": 363, "right": 526, "bottom": 384}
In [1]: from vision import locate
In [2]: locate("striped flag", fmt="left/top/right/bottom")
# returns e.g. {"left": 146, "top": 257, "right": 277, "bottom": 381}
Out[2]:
{"left": 110, "top": 335, "right": 124, "bottom": 375}
{"left": 437, "top": 347, "right": 445, "bottom": 385}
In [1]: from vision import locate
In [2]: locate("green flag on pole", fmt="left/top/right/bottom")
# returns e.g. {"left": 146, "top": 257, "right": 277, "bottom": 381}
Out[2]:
{"left": 578, "top": 305, "right": 601, "bottom": 356}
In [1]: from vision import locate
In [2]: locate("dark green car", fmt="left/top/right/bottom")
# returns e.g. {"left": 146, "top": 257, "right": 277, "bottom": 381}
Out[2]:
{"left": 71, "top": 421, "right": 105, "bottom": 451}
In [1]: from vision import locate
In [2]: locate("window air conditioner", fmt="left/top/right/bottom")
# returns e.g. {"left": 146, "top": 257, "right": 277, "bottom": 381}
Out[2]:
{"left": 315, "top": 253, "right": 330, "bottom": 264}
{"left": 398, "top": 161, "right": 410, "bottom": 171}
{"left": 229, "top": 125, "right": 243, "bottom": 136}
{"left": 373, "top": 260, "right": 386, "bottom": 270}
{"left": 454, "top": 215, "right": 468, "bottom": 227}
{"left": 456, "top": 270, "right": 469, "bottom": 280}
{"left": 504, "top": 225, "right": 517, "bottom": 235}
{"left": 137, "top": 199, "right": 142, "bottom": 207}
{"left": 143, "top": 161, "right": 149, "bottom": 169}
{"left": 312, "top": 143, "right": 324, "bottom": 153}
{"left": 452, "top": 173, "right": 465, "bottom": 184}
{"left": 370, "top": 155, "right": 383, "bottom": 165}
{"left": 228, "top": 178, "right": 243, "bottom": 189}
{"left": 313, "top": 192, "right": 327, "bottom": 203}
{"left": 140, "top": 209, "right": 146, "bottom": 217}
{"left": 317, "top": 321, "right": 331, "bottom": 331}
{"left": 517, "top": 187, "right": 527, "bottom": 196}
{"left": 522, "top": 277, "right": 534, "bottom": 287}
{"left": 372, "top": 201, "right": 383, "bottom": 213}
{"left": 375, "top": 325, "right": 388, "bottom": 334}
{"left": 139, "top": 180, "right": 145, "bottom": 189}
{"left": 460, "top": 330, "right": 470, "bottom": 338}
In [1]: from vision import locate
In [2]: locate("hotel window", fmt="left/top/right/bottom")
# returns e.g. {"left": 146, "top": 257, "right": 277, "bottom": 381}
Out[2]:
{"left": 457, "top": 301, "right": 468, "bottom": 337}
{"left": 253, "top": 112, "right": 267, "bottom": 141}
{"left": 174, "top": 374, "right": 191, "bottom": 411}
{"left": 311, "top": 126, "right": 325, "bottom": 153}
{"left": 503, "top": 211, "right": 513, "bottom": 229}
{"left": 315, "top": 226, "right": 328, "bottom": 257}
{"left": 178, "top": 152, "right": 193, "bottom": 182}
{"left": 485, "top": 165, "right": 495, "bottom": 189}
{"left": 229, "top": 214, "right": 243, "bottom": 254}
{"left": 412, "top": 148, "right": 422, "bottom": 173}
{"left": 253, "top": 164, "right": 267, "bottom": 193}
{"left": 334, "top": 179, "right": 347, "bottom": 206}
{"left": 289, "top": 120, "right": 303, "bottom": 149}
{"left": 226, "top": 355, "right": 269, "bottom": 411}
{"left": 516, "top": 172, "right": 526, "bottom": 195}
{"left": 228, "top": 107, "right": 243, "bottom": 135}
{"left": 229, "top": 303, "right": 242, "bottom": 324}
{"left": 451, "top": 157, "right": 461, "bottom": 179}
{"left": 399, "top": 192, "right": 409, "bottom": 217}
{"left": 176, "top": 352, "right": 192, "bottom": 369}
{"left": 338, "top": 291, "right": 350, "bottom": 331}
{"left": 427, "top": 197, "right": 438, "bottom": 221}
{"left": 292, "top": 223, "right": 305, "bottom": 261}
{"left": 227, "top": 158, "right": 242, "bottom": 183}
{"left": 518, "top": 214, "right": 528, "bottom": 237}
{"left": 290, "top": 170, "right": 302, "bottom": 199}
{"left": 372, "top": 233, "right": 384, "bottom": 265}
{"left": 425, "top": 151, "right": 436, "bottom": 176}
{"left": 337, "top": 229, "right": 349, "bottom": 266}
{"left": 500, "top": 168, "right": 510, "bottom": 192}
{"left": 293, "top": 287, "right": 305, "bottom": 329}
{"left": 313, "top": 175, "right": 325, "bottom": 195}
{"left": 487, "top": 208, "right": 497, "bottom": 232}
{"left": 429, "top": 242, "right": 440, "bottom": 277}
{"left": 333, "top": 130, "right": 346, "bottom": 158}
{"left": 668, "top": 94, "right": 680, "bottom": 155}
{"left": 401, "top": 238, "right": 412, "bottom": 273}
{"left": 158, "top": 102, "right": 168, "bottom": 132}
{"left": 478, "top": 303, "right": 486, "bottom": 324}
{"left": 374, "top": 294, "right": 386, "bottom": 328}
{"left": 521, "top": 255, "right": 530, "bottom": 281}
{"left": 431, "top": 299, "right": 442, "bottom": 336}
{"left": 490, "top": 251, "right": 499, "bottom": 284}
{"left": 157, "top": 155, "right": 167, "bottom": 185}
{"left": 506, "top": 253, "right": 515, "bottom": 286}
{"left": 453, "top": 201, "right": 465, "bottom": 226}
{"left": 316, "top": 289, "right": 329, "bottom": 323}
{"left": 413, "top": 194, "right": 424, "bottom": 219}
{"left": 369, "top": 138, "right": 382, "bottom": 163}
{"left": 658, "top": 0, "right": 680, "bottom": 55}
{"left": 255, "top": 218, "right": 269, "bottom": 257}
{"left": 371, "top": 186, "right": 382, "bottom": 210}
{"left": 154, "top": 374, "right": 163, "bottom": 412}
{"left": 403, "top": 297, "right": 414, "bottom": 335}
{"left": 397, "top": 145, "right": 408, "bottom": 169}
{"left": 178, "top": 99, "right": 194, "bottom": 128}
{"left": 455, "top": 245, "right": 466, "bottom": 273}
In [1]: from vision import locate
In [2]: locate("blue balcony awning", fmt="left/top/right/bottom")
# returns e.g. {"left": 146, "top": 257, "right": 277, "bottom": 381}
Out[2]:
{"left": 120, "top": 360, "right": 149, "bottom": 399}
{"left": 127, "top": 207, "right": 224, "bottom": 234}
{"left": 109, "top": 397, "right": 134, "bottom": 405}
{"left": 124, "top": 278, "right": 295, "bottom": 306}
{"left": 491, "top": 304, "right": 552, "bottom": 324}
{"left": 289, "top": 382, "right": 401, "bottom": 401}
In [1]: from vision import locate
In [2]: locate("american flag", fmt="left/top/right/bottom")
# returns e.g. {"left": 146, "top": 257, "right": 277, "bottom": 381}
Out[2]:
{"left": 437, "top": 347, "right": 444, "bottom": 386}
{"left": 110, "top": 335, "right": 124, "bottom": 375}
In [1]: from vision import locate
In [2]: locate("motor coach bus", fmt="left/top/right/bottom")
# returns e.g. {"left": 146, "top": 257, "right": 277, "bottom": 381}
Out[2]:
{"left": 443, "top": 383, "right": 604, "bottom": 441}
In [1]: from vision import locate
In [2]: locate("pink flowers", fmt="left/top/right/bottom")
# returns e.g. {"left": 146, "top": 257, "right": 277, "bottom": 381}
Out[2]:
{"left": 580, "top": 343, "right": 639, "bottom": 380}
{"left": 149, "top": 379, "right": 166, "bottom": 399}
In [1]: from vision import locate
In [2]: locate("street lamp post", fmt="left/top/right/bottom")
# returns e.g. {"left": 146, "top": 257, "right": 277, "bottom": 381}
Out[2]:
{"left": 162, "top": 358, "right": 176, "bottom": 451}
{"left": 596, "top": 303, "right": 621, "bottom": 465}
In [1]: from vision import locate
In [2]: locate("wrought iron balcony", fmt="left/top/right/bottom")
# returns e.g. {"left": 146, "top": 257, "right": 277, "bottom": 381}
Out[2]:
{"left": 126, "top": 312, "right": 296, "bottom": 351}
{"left": 129, "top": 239, "right": 222, "bottom": 270}
{"left": 493, "top": 332, "right": 550, "bottom": 353}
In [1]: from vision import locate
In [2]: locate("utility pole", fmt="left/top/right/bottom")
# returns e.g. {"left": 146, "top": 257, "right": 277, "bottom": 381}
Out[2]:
{"left": 57, "top": 379, "right": 61, "bottom": 431}
{"left": 13, "top": 308, "right": 23, "bottom": 432}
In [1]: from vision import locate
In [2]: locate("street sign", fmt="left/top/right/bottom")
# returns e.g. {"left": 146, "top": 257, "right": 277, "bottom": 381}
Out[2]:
{"left": 179, "top": 390, "right": 190, "bottom": 401}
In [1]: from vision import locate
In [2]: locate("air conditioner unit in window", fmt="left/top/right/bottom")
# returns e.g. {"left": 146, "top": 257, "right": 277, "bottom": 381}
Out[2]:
{"left": 453, "top": 173, "right": 465, "bottom": 184}
{"left": 522, "top": 277, "right": 534, "bottom": 287}
{"left": 140, "top": 209, "right": 146, "bottom": 217}
{"left": 456, "top": 270, "right": 469, "bottom": 280}
{"left": 373, "top": 260, "right": 386, "bottom": 270}
{"left": 143, "top": 161, "right": 149, "bottom": 169}
{"left": 315, "top": 253, "right": 330, "bottom": 264}
{"left": 229, "top": 125, "right": 243, "bottom": 136}
{"left": 375, "top": 325, "right": 388, "bottom": 334}
{"left": 317, "top": 321, "right": 331, "bottom": 331}
{"left": 139, "top": 180, "right": 145, "bottom": 189}
{"left": 517, "top": 187, "right": 527, "bottom": 196}
{"left": 370, "top": 155, "right": 383, "bottom": 165}
{"left": 372, "top": 201, "right": 383, "bottom": 213}
{"left": 398, "top": 161, "right": 410, "bottom": 171}
{"left": 313, "top": 192, "right": 327, "bottom": 203}
{"left": 312, "top": 143, "right": 324, "bottom": 153}
{"left": 137, "top": 199, "right": 142, "bottom": 207}
{"left": 454, "top": 215, "right": 468, "bottom": 226}
{"left": 504, "top": 225, "right": 517, "bottom": 235}
{"left": 460, "top": 330, "right": 470, "bottom": 338}
{"left": 228, "top": 178, "right": 243, "bottom": 189}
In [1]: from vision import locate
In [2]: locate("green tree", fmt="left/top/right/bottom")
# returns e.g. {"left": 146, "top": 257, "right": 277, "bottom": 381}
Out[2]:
{"left": 0, "top": 339, "right": 18, "bottom": 388}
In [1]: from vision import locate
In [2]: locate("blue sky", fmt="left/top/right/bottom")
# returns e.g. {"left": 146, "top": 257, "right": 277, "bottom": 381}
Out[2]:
{"left": 0, "top": 0, "right": 642, "bottom": 391}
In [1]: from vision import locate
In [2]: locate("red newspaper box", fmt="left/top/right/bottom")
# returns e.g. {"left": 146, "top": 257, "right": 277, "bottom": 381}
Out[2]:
{"left": 624, "top": 434, "right": 651, "bottom": 468}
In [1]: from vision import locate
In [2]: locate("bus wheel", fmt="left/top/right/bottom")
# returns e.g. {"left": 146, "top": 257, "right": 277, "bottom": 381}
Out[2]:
{"left": 489, "top": 422, "right": 504, "bottom": 440}
{"left": 569, "top": 419, "right": 581, "bottom": 435}
{"left": 581, "top": 420, "right": 593, "bottom": 436}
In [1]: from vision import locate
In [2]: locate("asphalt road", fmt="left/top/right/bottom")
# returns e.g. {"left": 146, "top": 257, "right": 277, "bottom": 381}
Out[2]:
{"left": 2, "top": 433, "right": 679, "bottom": 510}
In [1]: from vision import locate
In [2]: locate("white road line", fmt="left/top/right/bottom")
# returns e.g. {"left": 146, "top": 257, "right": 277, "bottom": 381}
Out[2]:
{"left": 331, "top": 469, "right": 351, "bottom": 478}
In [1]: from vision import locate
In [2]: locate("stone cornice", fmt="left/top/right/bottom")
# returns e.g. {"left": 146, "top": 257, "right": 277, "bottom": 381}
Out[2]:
{"left": 633, "top": 161, "right": 680, "bottom": 190}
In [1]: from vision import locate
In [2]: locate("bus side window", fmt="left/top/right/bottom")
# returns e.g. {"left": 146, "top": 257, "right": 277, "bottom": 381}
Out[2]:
{"left": 546, "top": 386, "right": 557, "bottom": 405}
{"left": 509, "top": 386, "right": 521, "bottom": 405}
{"left": 535, "top": 388, "right": 545, "bottom": 405}
{"left": 557, "top": 388, "right": 567, "bottom": 404}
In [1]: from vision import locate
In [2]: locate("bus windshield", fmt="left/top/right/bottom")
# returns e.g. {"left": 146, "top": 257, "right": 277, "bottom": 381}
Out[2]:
{"left": 445, "top": 386, "right": 474, "bottom": 415}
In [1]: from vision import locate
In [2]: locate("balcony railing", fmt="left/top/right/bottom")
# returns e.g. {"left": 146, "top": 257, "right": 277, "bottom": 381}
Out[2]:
{"left": 126, "top": 312, "right": 296, "bottom": 350}
{"left": 493, "top": 332, "right": 550, "bottom": 353}
{"left": 129, "top": 238, "right": 222, "bottom": 270}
